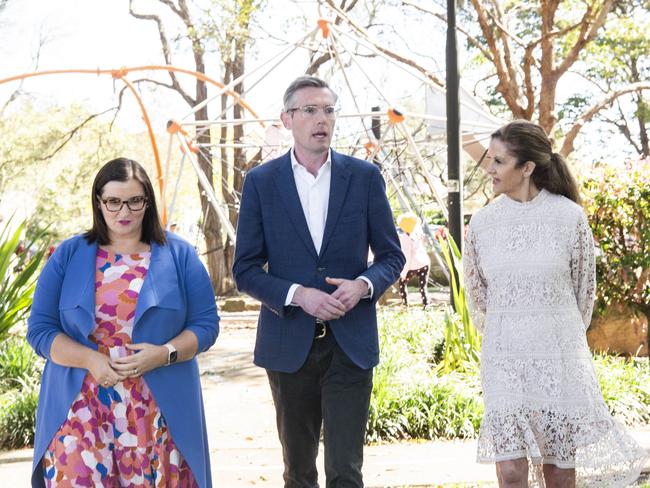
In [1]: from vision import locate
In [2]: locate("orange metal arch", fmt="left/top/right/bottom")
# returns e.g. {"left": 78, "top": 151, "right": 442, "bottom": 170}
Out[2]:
{"left": 0, "top": 65, "right": 263, "bottom": 225}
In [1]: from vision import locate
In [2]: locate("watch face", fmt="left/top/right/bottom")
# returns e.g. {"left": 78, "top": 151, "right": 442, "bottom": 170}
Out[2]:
{"left": 169, "top": 350, "right": 178, "bottom": 364}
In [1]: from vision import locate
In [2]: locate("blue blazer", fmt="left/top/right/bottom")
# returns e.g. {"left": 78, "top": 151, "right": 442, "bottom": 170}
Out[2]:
{"left": 233, "top": 150, "right": 405, "bottom": 373}
{"left": 27, "top": 232, "right": 219, "bottom": 488}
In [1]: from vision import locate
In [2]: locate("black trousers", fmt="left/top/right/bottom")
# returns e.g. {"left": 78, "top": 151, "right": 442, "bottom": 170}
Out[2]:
{"left": 266, "top": 329, "right": 373, "bottom": 488}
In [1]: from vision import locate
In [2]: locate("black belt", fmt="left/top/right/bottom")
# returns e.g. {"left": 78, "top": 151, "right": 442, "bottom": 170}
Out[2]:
{"left": 315, "top": 319, "right": 328, "bottom": 339}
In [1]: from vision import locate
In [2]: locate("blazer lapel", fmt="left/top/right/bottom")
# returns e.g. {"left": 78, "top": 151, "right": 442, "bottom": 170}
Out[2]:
{"left": 273, "top": 153, "right": 319, "bottom": 260}
{"left": 134, "top": 239, "right": 183, "bottom": 326}
{"left": 319, "top": 151, "right": 351, "bottom": 258}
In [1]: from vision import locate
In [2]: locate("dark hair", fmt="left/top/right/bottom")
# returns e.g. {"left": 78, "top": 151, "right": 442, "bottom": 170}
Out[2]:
{"left": 84, "top": 158, "right": 166, "bottom": 246}
{"left": 282, "top": 75, "right": 338, "bottom": 111}
{"left": 491, "top": 120, "right": 581, "bottom": 204}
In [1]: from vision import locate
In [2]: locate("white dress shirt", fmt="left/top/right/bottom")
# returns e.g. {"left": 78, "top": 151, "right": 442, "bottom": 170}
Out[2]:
{"left": 284, "top": 148, "right": 372, "bottom": 306}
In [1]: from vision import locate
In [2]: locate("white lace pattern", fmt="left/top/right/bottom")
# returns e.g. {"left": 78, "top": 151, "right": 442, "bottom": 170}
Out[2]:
{"left": 464, "top": 189, "right": 648, "bottom": 487}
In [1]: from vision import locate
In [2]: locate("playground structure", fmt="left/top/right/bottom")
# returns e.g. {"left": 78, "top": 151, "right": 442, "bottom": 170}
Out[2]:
{"left": 0, "top": 10, "right": 502, "bottom": 283}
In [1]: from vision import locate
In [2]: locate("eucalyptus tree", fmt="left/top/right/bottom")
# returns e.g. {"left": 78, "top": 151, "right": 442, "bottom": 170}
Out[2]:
{"left": 408, "top": 0, "right": 650, "bottom": 157}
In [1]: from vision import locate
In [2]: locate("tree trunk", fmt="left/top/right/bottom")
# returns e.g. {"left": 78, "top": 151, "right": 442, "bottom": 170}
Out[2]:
{"left": 195, "top": 103, "right": 226, "bottom": 295}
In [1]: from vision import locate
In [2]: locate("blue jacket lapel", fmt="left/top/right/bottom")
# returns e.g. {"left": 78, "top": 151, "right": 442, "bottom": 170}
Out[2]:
{"left": 273, "top": 152, "right": 319, "bottom": 260}
{"left": 319, "top": 151, "right": 351, "bottom": 258}
{"left": 60, "top": 238, "right": 97, "bottom": 338}
{"left": 134, "top": 239, "right": 183, "bottom": 326}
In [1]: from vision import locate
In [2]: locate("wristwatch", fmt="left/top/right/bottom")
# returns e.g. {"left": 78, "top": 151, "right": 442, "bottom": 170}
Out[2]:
{"left": 164, "top": 343, "right": 178, "bottom": 365}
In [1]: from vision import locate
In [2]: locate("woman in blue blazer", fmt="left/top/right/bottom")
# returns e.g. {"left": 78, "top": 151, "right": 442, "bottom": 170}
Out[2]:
{"left": 27, "top": 158, "right": 219, "bottom": 487}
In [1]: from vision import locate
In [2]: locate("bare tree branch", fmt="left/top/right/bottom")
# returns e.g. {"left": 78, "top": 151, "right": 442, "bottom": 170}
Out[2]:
{"left": 157, "top": 0, "right": 183, "bottom": 18}
{"left": 307, "top": 0, "right": 364, "bottom": 74}
{"left": 128, "top": 0, "right": 195, "bottom": 106}
{"left": 1, "top": 25, "right": 47, "bottom": 115}
{"left": 130, "top": 77, "right": 177, "bottom": 92}
{"left": 324, "top": 0, "right": 445, "bottom": 88}
{"left": 401, "top": 0, "right": 494, "bottom": 62}
{"left": 41, "top": 107, "right": 119, "bottom": 161}
{"left": 559, "top": 82, "right": 650, "bottom": 156}
{"left": 109, "top": 86, "right": 128, "bottom": 131}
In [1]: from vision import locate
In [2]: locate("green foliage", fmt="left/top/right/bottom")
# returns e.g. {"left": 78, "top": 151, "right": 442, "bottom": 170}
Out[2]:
{"left": 594, "top": 353, "right": 650, "bottom": 427}
{"left": 0, "top": 335, "right": 42, "bottom": 391}
{"left": 582, "top": 158, "right": 650, "bottom": 324}
{"left": 0, "top": 335, "right": 42, "bottom": 450}
{"left": 0, "top": 375, "right": 39, "bottom": 450}
{"left": 0, "top": 219, "right": 49, "bottom": 342}
{"left": 367, "top": 308, "right": 483, "bottom": 442}
{"left": 437, "top": 234, "right": 481, "bottom": 373}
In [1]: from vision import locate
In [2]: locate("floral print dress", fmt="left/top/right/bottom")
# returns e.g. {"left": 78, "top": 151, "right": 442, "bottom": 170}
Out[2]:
{"left": 42, "top": 248, "right": 197, "bottom": 487}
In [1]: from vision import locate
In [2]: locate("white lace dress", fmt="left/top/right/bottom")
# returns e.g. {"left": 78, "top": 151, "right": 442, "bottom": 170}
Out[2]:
{"left": 464, "top": 189, "right": 647, "bottom": 487}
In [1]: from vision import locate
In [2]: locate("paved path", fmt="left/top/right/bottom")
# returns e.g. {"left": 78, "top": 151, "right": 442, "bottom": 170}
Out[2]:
{"left": 1, "top": 311, "right": 649, "bottom": 487}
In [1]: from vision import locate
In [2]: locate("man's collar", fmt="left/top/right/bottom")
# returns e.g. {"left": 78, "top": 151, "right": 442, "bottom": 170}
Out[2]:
{"left": 290, "top": 147, "right": 332, "bottom": 171}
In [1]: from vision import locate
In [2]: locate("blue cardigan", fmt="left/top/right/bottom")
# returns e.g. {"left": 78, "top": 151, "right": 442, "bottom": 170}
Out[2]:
{"left": 27, "top": 233, "right": 219, "bottom": 487}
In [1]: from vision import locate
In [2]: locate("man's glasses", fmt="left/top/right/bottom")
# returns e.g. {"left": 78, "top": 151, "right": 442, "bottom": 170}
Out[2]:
{"left": 99, "top": 196, "right": 148, "bottom": 212}
{"left": 286, "top": 105, "right": 340, "bottom": 119}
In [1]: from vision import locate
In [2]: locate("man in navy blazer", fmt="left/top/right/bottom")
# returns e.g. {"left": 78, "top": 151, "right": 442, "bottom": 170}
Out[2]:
{"left": 233, "top": 76, "right": 404, "bottom": 487}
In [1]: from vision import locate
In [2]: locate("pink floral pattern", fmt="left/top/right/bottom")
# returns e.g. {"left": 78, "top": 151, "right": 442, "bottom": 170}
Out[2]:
{"left": 43, "top": 248, "right": 197, "bottom": 487}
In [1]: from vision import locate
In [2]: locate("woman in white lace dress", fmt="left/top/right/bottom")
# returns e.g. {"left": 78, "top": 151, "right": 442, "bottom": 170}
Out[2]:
{"left": 464, "top": 120, "right": 647, "bottom": 487}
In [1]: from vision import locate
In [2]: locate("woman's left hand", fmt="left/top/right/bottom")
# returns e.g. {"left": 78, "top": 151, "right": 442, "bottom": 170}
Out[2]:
{"left": 110, "top": 343, "right": 168, "bottom": 377}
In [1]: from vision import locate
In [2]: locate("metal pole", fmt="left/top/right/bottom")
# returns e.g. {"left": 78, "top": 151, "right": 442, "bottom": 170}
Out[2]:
{"left": 446, "top": 0, "right": 463, "bottom": 308}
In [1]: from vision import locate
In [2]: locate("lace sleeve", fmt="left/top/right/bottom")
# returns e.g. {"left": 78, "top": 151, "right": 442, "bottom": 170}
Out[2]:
{"left": 571, "top": 212, "right": 596, "bottom": 330}
{"left": 463, "top": 225, "right": 487, "bottom": 332}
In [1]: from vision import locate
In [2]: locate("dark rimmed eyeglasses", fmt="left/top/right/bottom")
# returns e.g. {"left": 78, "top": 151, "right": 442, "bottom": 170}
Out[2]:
{"left": 99, "top": 196, "right": 148, "bottom": 212}
{"left": 286, "top": 105, "right": 340, "bottom": 119}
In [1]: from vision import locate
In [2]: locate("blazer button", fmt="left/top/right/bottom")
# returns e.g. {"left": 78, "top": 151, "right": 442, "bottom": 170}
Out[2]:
{"left": 317, "top": 267, "right": 326, "bottom": 272}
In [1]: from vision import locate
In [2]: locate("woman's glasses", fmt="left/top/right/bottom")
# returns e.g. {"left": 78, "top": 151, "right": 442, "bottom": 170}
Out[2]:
{"left": 99, "top": 196, "right": 148, "bottom": 212}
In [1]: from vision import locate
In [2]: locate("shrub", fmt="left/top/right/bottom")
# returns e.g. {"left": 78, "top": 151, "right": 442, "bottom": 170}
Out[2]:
{"left": 367, "top": 308, "right": 483, "bottom": 442}
{"left": 0, "top": 335, "right": 42, "bottom": 450}
{"left": 0, "top": 375, "right": 39, "bottom": 449}
{"left": 0, "top": 219, "right": 49, "bottom": 342}
{"left": 583, "top": 157, "right": 650, "bottom": 353}
{"left": 594, "top": 353, "right": 650, "bottom": 426}
{"left": 0, "top": 335, "right": 42, "bottom": 391}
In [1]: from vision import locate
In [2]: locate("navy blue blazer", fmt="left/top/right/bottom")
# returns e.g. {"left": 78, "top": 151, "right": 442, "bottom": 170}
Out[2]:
{"left": 233, "top": 150, "right": 405, "bottom": 372}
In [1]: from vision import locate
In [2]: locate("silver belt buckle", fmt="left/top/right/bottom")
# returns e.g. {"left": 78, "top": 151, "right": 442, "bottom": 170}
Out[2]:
{"left": 315, "top": 319, "right": 327, "bottom": 339}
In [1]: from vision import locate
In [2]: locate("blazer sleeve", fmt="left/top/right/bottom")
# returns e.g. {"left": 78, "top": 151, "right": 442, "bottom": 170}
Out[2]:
{"left": 232, "top": 171, "right": 294, "bottom": 316}
{"left": 181, "top": 244, "right": 220, "bottom": 352}
{"left": 359, "top": 166, "right": 405, "bottom": 302}
{"left": 27, "top": 247, "right": 66, "bottom": 360}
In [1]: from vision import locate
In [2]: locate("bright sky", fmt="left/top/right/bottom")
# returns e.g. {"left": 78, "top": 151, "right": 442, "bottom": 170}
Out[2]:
{"left": 0, "top": 0, "right": 454, "bottom": 128}
{"left": 0, "top": 0, "right": 636, "bottom": 166}
{"left": 1, "top": 1, "right": 159, "bottom": 104}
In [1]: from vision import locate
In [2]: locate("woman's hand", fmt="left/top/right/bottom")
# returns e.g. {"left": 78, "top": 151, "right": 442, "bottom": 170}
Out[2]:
{"left": 85, "top": 351, "right": 126, "bottom": 388}
{"left": 110, "top": 343, "right": 167, "bottom": 378}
